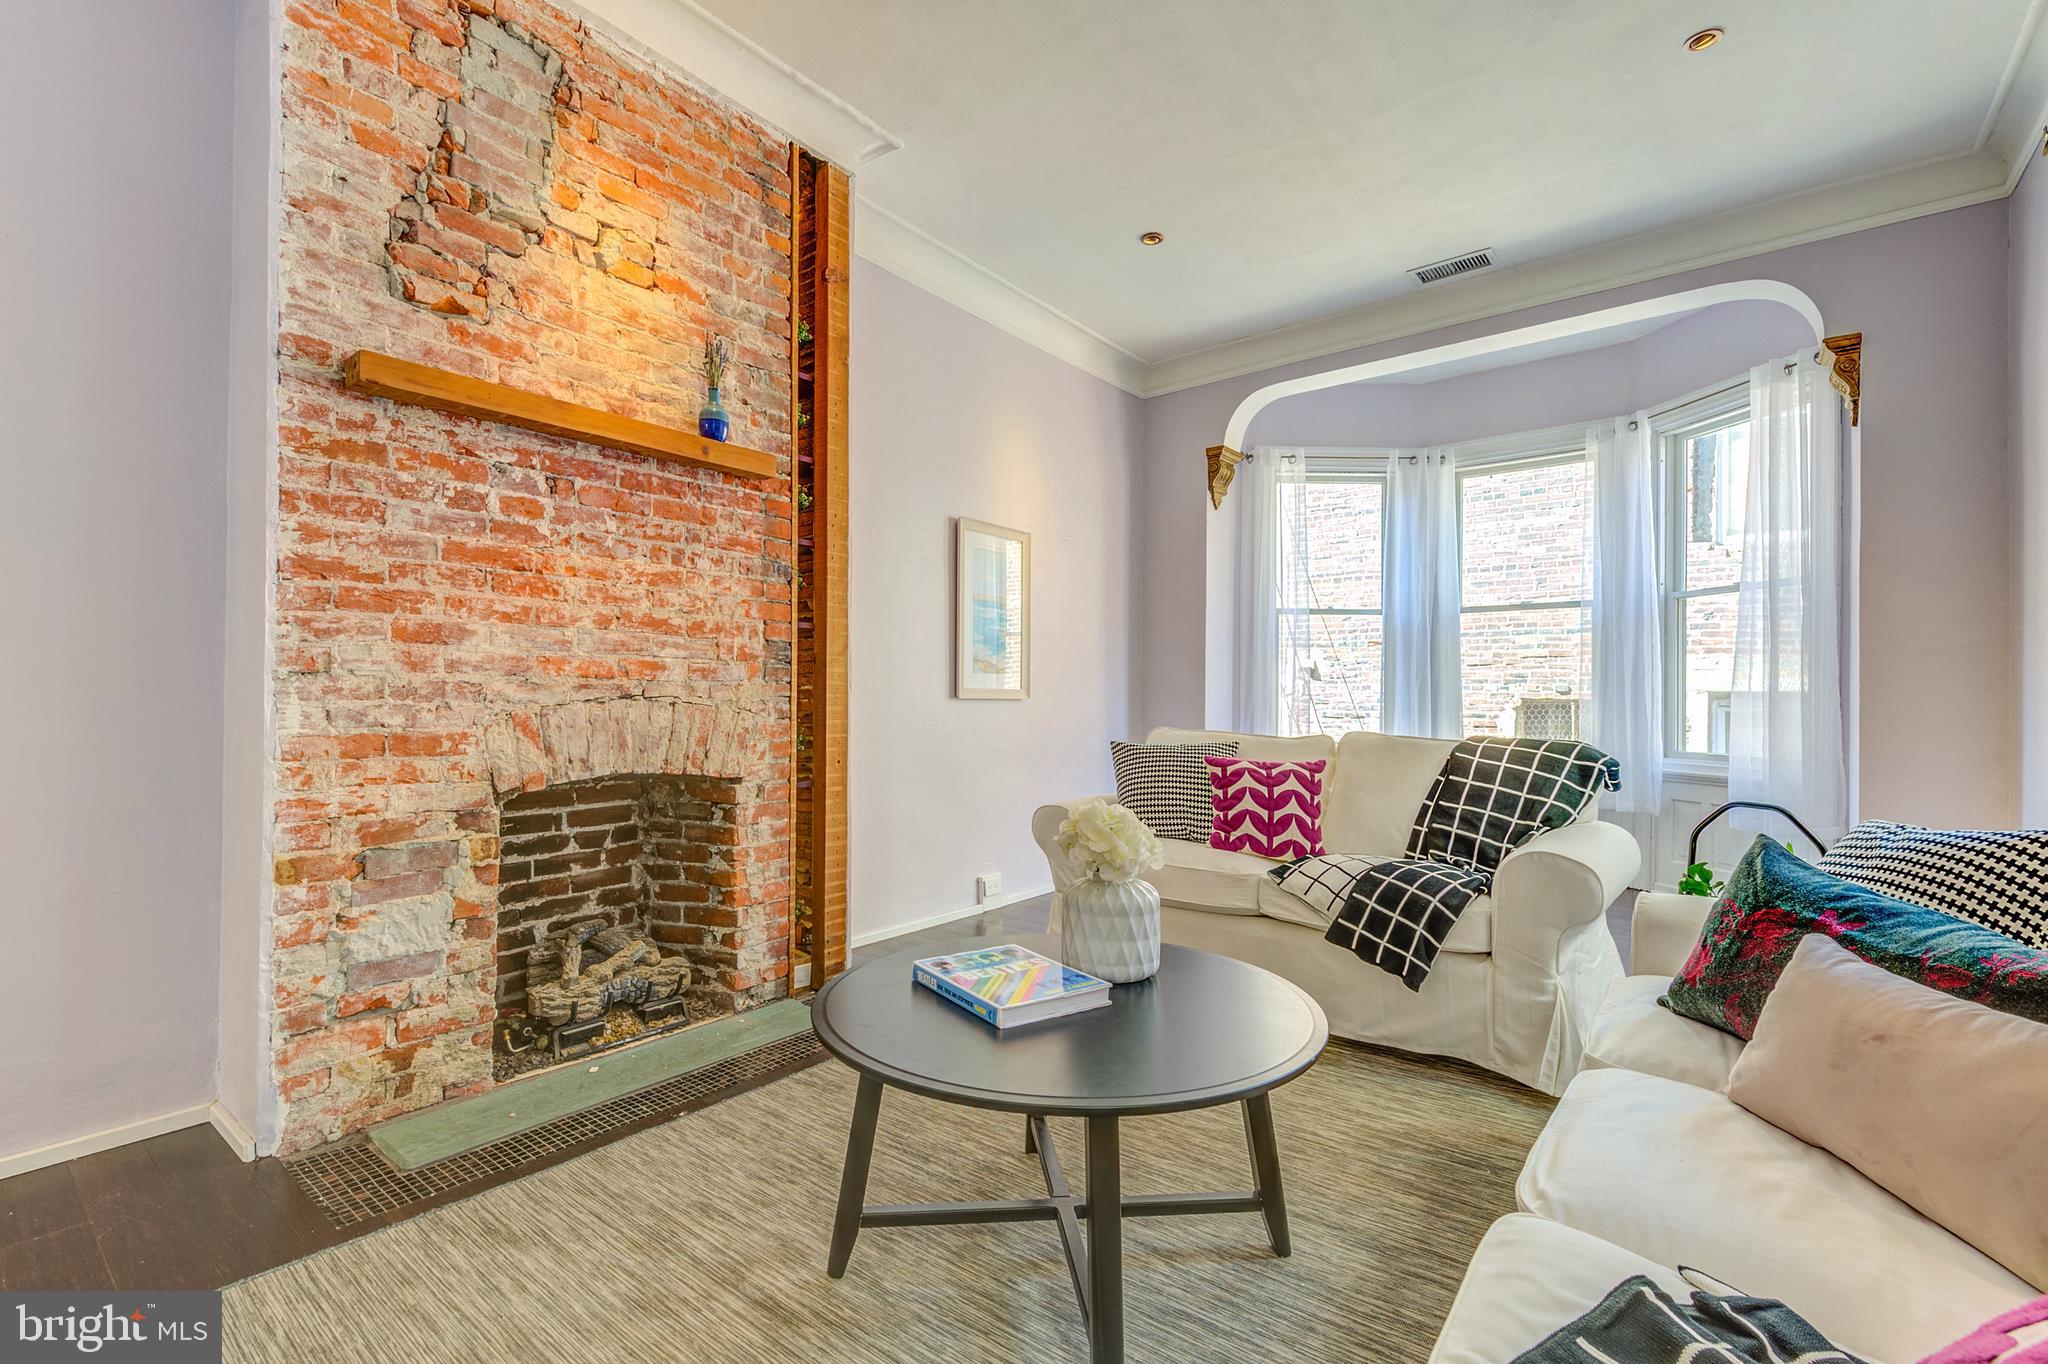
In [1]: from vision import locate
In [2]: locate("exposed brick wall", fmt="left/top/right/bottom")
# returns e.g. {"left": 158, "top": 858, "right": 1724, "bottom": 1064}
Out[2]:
{"left": 495, "top": 772, "right": 744, "bottom": 1022}
{"left": 496, "top": 776, "right": 646, "bottom": 1014}
{"left": 270, "top": 0, "right": 794, "bottom": 1152}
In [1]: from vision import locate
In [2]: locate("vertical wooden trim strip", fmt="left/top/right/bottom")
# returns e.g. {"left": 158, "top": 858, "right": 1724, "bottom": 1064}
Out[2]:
{"left": 785, "top": 141, "right": 804, "bottom": 989}
{"left": 812, "top": 161, "right": 852, "bottom": 983}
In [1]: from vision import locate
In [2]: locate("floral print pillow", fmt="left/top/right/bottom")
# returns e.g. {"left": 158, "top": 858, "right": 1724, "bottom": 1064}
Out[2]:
{"left": 1661, "top": 835, "right": 2048, "bottom": 1040}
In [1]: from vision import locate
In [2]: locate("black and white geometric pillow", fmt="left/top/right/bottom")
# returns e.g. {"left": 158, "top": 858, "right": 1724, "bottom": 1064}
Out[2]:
{"left": 1817, "top": 820, "right": 2048, "bottom": 949}
{"left": 1269, "top": 854, "right": 1380, "bottom": 924}
{"left": 1110, "top": 741, "right": 1238, "bottom": 842}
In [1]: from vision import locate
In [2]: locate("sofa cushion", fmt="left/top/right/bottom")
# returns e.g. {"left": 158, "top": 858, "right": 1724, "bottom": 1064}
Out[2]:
{"left": 1728, "top": 934, "right": 2048, "bottom": 1292}
{"left": 1321, "top": 730, "right": 1455, "bottom": 857}
{"left": 1517, "top": 1068, "right": 2033, "bottom": 1360}
{"left": 1257, "top": 875, "right": 1493, "bottom": 953}
{"left": 1143, "top": 838, "right": 1278, "bottom": 914}
{"left": 1427, "top": 1214, "right": 1688, "bottom": 1364}
{"left": 1662, "top": 835, "right": 2048, "bottom": 1040}
{"left": 1145, "top": 727, "right": 1336, "bottom": 765}
{"left": 1582, "top": 974, "right": 1742, "bottom": 1091}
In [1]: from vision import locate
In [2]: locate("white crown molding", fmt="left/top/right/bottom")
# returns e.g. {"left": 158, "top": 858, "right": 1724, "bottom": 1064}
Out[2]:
{"left": 853, "top": 198, "right": 1149, "bottom": 393}
{"left": 564, "top": 0, "right": 901, "bottom": 168}
{"left": 1139, "top": 149, "right": 2009, "bottom": 397}
{"left": 565, "top": 0, "right": 2048, "bottom": 400}
{"left": 1989, "top": 0, "right": 2048, "bottom": 189}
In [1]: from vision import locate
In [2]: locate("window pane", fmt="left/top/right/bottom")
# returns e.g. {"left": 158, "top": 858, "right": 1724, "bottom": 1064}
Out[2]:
{"left": 1279, "top": 479, "right": 1384, "bottom": 610}
{"left": 1460, "top": 460, "right": 1590, "bottom": 608}
{"left": 1679, "top": 592, "right": 1738, "bottom": 755}
{"left": 1683, "top": 420, "right": 1749, "bottom": 592}
{"left": 1459, "top": 607, "right": 1587, "bottom": 738}
{"left": 1278, "top": 610, "right": 1381, "bottom": 738}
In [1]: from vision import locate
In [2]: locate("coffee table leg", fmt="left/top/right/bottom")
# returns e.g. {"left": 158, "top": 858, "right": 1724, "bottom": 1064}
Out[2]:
{"left": 1024, "top": 1113, "right": 1037, "bottom": 1154}
{"left": 1086, "top": 1115, "right": 1123, "bottom": 1363}
{"left": 827, "top": 1075, "right": 883, "bottom": 1278}
{"left": 1242, "top": 1094, "right": 1291, "bottom": 1257}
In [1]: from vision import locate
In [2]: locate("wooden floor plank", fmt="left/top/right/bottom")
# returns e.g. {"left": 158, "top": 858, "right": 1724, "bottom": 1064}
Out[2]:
{"left": 0, "top": 1161, "right": 86, "bottom": 1252}
{"left": 0, "top": 1223, "right": 113, "bottom": 1293}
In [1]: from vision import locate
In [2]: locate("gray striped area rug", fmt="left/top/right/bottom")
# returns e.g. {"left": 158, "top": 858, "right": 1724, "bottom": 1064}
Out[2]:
{"left": 225, "top": 1041, "right": 1551, "bottom": 1363}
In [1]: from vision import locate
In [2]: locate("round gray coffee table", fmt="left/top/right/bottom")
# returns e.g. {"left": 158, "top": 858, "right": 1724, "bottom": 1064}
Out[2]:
{"left": 811, "top": 934, "right": 1329, "bottom": 1364}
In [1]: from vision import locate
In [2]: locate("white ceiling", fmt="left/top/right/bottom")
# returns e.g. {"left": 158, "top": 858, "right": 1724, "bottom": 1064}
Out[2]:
{"left": 664, "top": 0, "right": 2048, "bottom": 393}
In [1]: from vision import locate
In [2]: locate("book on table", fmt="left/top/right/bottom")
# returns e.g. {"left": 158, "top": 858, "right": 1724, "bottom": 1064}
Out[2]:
{"left": 912, "top": 944, "right": 1112, "bottom": 1029}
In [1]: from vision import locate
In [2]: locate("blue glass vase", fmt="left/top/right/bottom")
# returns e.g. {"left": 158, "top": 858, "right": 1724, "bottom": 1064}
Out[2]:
{"left": 698, "top": 386, "right": 730, "bottom": 442}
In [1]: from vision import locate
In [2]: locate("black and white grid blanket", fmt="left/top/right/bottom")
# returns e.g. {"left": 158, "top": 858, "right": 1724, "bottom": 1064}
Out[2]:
{"left": 1273, "top": 737, "right": 1620, "bottom": 991}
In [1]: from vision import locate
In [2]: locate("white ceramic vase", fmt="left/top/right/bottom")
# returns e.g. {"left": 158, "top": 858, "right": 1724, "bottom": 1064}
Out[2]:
{"left": 1060, "top": 874, "right": 1161, "bottom": 983}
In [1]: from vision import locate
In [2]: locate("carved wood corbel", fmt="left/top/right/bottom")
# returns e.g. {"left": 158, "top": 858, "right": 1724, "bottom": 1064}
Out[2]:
{"left": 1206, "top": 444, "right": 1246, "bottom": 509}
{"left": 1818, "top": 332, "right": 1861, "bottom": 426}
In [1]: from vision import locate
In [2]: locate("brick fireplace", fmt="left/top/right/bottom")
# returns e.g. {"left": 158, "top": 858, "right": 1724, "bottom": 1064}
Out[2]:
{"left": 268, "top": 0, "right": 795, "bottom": 1152}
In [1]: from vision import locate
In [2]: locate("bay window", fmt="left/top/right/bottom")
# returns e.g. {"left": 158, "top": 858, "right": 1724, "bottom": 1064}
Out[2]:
{"left": 1456, "top": 450, "right": 1591, "bottom": 738}
{"left": 1276, "top": 458, "right": 1387, "bottom": 737}
{"left": 1655, "top": 392, "right": 1752, "bottom": 762}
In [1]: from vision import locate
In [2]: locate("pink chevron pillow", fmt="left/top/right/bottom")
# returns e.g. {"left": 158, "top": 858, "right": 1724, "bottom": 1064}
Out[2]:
{"left": 1918, "top": 1296, "right": 2048, "bottom": 1363}
{"left": 1205, "top": 756, "right": 1326, "bottom": 860}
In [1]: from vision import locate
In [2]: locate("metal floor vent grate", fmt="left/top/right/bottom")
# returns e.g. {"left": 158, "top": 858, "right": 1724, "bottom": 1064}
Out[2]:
{"left": 286, "top": 1028, "right": 827, "bottom": 1229}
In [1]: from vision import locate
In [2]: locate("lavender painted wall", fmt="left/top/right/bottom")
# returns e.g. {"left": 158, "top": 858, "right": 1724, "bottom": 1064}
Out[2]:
{"left": 2015, "top": 157, "right": 2048, "bottom": 826}
{"left": 850, "top": 259, "right": 1144, "bottom": 940}
{"left": 0, "top": 0, "right": 236, "bottom": 1161}
{"left": 1245, "top": 300, "right": 1817, "bottom": 450}
{"left": 1144, "top": 202, "right": 2017, "bottom": 828}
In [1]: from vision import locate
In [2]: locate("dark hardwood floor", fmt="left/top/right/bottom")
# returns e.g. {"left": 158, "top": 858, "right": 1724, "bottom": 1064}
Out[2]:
{"left": 849, "top": 893, "right": 1057, "bottom": 965}
{"left": 0, "top": 895, "right": 1060, "bottom": 1294}
{"left": 0, "top": 1123, "right": 345, "bottom": 1292}
{"left": 0, "top": 887, "right": 1636, "bottom": 1293}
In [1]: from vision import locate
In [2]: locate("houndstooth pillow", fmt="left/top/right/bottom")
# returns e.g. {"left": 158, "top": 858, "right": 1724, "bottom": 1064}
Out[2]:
{"left": 1817, "top": 820, "right": 2048, "bottom": 949}
{"left": 1110, "top": 741, "right": 1238, "bottom": 842}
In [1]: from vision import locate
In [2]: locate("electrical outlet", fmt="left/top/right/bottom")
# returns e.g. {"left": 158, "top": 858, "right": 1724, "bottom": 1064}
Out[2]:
{"left": 975, "top": 872, "right": 1002, "bottom": 904}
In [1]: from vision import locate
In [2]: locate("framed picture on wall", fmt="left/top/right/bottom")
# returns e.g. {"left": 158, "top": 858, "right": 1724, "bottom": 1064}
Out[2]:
{"left": 955, "top": 518, "right": 1031, "bottom": 700}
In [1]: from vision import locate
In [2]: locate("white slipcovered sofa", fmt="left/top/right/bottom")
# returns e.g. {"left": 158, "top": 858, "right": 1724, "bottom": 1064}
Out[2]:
{"left": 1427, "top": 891, "right": 2037, "bottom": 1362}
{"left": 1031, "top": 727, "right": 1641, "bottom": 1095}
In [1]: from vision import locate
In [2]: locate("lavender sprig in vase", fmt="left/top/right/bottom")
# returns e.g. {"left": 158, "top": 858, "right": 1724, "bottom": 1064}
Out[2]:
{"left": 698, "top": 336, "right": 732, "bottom": 442}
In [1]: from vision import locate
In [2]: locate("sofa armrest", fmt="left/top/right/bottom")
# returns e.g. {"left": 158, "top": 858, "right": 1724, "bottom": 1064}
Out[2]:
{"left": 1031, "top": 797, "right": 1115, "bottom": 895}
{"left": 1489, "top": 820, "right": 1640, "bottom": 959}
{"left": 1495, "top": 820, "right": 1640, "bottom": 922}
{"left": 1631, "top": 892, "right": 1717, "bottom": 977}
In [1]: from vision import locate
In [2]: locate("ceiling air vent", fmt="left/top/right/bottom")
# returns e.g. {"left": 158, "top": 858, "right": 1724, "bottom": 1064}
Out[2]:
{"left": 1410, "top": 249, "right": 1495, "bottom": 285}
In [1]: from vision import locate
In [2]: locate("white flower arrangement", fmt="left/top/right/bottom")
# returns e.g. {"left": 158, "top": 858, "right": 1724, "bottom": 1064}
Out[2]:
{"left": 1055, "top": 799, "right": 1163, "bottom": 883}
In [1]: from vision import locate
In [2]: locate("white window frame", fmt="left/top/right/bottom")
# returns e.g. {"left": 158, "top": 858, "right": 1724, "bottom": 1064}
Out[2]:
{"left": 1652, "top": 384, "right": 1751, "bottom": 773}
{"left": 1277, "top": 449, "right": 1393, "bottom": 732}
{"left": 1451, "top": 430, "right": 1592, "bottom": 736}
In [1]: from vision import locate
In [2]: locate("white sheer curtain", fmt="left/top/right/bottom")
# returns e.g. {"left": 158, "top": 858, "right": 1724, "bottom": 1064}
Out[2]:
{"left": 1589, "top": 413, "right": 1663, "bottom": 814}
{"left": 1231, "top": 447, "right": 1305, "bottom": 733}
{"left": 1385, "top": 448, "right": 1462, "bottom": 738}
{"left": 1731, "top": 356, "right": 1848, "bottom": 841}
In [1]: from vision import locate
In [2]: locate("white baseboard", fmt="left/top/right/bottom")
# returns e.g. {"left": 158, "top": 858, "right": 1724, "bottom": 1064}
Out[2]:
{"left": 850, "top": 884, "right": 1054, "bottom": 949}
{"left": 207, "top": 1100, "right": 258, "bottom": 1162}
{"left": 0, "top": 1105, "right": 219, "bottom": 1182}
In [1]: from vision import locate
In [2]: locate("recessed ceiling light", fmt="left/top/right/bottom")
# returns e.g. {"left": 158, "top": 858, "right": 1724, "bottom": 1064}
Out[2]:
{"left": 1685, "top": 27, "right": 1724, "bottom": 52}
{"left": 1138, "top": 231, "right": 1165, "bottom": 246}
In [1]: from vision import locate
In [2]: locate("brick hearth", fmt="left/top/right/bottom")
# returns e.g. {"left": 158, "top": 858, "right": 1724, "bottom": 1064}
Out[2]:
{"left": 269, "top": 0, "right": 794, "bottom": 1152}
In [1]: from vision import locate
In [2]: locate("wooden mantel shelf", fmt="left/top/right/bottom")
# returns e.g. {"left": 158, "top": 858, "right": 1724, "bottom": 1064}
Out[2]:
{"left": 342, "top": 350, "right": 776, "bottom": 479}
